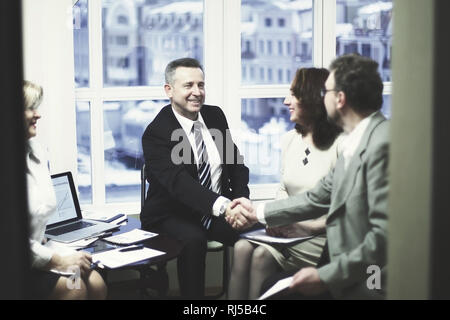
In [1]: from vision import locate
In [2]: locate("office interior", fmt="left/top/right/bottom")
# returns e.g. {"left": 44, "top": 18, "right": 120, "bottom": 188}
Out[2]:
{"left": 1, "top": 0, "right": 449, "bottom": 299}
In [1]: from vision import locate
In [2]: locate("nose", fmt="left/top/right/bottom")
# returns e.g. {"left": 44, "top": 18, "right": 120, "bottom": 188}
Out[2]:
{"left": 33, "top": 109, "right": 41, "bottom": 119}
{"left": 283, "top": 96, "right": 290, "bottom": 105}
{"left": 192, "top": 85, "right": 201, "bottom": 96}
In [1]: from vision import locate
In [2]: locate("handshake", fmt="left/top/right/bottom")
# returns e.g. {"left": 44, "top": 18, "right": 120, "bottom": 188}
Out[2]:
{"left": 224, "top": 197, "right": 258, "bottom": 230}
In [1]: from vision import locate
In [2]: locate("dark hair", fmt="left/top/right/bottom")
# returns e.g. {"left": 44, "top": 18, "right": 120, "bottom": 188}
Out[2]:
{"left": 329, "top": 54, "right": 383, "bottom": 114}
{"left": 165, "top": 57, "right": 204, "bottom": 84}
{"left": 292, "top": 68, "right": 342, "bottom": 150}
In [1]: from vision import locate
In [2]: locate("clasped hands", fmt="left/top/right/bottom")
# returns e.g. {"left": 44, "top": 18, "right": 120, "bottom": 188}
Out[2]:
{"left": 224, "top": 197, "right": 258, "bottom": 230}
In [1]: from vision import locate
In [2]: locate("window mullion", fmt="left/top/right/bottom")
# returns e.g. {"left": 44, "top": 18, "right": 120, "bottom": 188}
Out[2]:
{"left": 88, "top": 0, "right": 106, "bottom": 206}
{"left": 203, "top": 0, "right": 224, "bottom": 110}
{"left": 239, "top": 85, "right": 288, "bottom": 99}
{"left": 313, "top": 0, "right": 324, "bottom": 67}
{"left": 223, "top": 0, "right": 241, "bottom": 130}
{"left": 322, "top": 0, "right": 337, "bottom": 68}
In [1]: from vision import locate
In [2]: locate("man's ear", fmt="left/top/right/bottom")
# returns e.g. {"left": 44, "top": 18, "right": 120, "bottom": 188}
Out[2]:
{"left": 164, "top": 84, "right": 172, "bottom": 98}
{"left": 336, "top": 91, "right": 346, "bottom": 111}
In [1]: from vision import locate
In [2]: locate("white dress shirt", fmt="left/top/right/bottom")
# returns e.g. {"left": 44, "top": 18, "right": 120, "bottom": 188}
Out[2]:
{"left": 339, "top": 111, "right": 377, "bottom": 170}
{"left": 27, "top": 139, "right": 57, "bottom": 268}
{"left": 172, "top": 107, "right": 229, "bottom": 216}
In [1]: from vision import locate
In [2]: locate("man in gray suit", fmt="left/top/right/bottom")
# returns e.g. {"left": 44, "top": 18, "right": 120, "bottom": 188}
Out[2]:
{"left": 228, "top": 54, "right": 389, "bottom": 299}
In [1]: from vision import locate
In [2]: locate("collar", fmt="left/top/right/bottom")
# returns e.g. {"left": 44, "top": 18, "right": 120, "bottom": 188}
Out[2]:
{"left": 171, "top": 106, "right": 207, "bottom": 134}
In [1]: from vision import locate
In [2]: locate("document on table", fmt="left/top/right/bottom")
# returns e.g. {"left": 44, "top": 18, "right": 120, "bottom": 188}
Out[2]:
{"left": 82, "top": 210, "right": 128, "bottom": 225}
{"left": 258, "top": 276, "right": 293, "bottom": 300}
{"left": 241, "top": 228, "right": 313, "bottom": 244}
{"left": 103, "top": 229, "right": 158, "bottom": 245}
{"left": 92, "top": 246, "right": 165, "bottom": 269}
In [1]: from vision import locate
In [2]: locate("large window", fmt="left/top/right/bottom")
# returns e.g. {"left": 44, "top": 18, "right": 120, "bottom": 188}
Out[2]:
{"left": 73, "top": 0, "right": 393, "bottom": 209}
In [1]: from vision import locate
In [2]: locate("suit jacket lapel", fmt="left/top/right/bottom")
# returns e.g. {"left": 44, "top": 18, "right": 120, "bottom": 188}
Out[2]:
{"left": 328, "top": 112, "right": 386, "bottom": 220}
{"left": 167, "top": 106, "right": 197, "bottom": 177}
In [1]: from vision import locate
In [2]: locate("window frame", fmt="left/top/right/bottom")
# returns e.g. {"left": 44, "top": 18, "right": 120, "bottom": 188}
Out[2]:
{"left": 73, "top": 0, "right": 392, "bottom": 213}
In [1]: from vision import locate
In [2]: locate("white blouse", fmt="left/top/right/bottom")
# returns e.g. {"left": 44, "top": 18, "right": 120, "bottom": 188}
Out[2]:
{"left": 276, "top": 130, "right": 342, "bottom": 199}
{"left": 27, "top": 139, "right": 57, "bottom": 268}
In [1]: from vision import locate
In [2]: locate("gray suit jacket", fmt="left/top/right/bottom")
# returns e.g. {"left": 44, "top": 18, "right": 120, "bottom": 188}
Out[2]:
{"left": 264, "top": 111, "right": 389, "bottom": 299}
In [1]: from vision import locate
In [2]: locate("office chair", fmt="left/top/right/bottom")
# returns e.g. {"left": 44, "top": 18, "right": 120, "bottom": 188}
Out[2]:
{"left": 141, "top": 164, "right": 229, "bottom": 299}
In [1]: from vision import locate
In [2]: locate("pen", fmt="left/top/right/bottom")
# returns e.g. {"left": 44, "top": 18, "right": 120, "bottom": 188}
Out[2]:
{"left": 84, "top": 231, "right": 114, "bottom": 241}
{"left": 90, "top": 260, "right": 100, "bottom": 269}
{"left": 98, "top": 231, "right": 114, "bottom": 239}
{"left": 119, "top": 244, "right": 144, "bottom": 252}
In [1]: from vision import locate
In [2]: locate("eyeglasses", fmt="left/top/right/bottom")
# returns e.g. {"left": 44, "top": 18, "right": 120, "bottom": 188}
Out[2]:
{"left": 320, "top": 88, "right": 337, "bottom": 98}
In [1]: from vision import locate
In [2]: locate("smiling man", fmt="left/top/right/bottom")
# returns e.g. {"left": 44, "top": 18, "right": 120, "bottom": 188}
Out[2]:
{"left": 140, "top": 58, "right": 250, "bottom": 299}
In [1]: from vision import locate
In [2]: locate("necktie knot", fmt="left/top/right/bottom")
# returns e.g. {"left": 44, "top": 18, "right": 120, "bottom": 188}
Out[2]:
{"left": 193, "top": 121, "right": 202, "bottom": 132}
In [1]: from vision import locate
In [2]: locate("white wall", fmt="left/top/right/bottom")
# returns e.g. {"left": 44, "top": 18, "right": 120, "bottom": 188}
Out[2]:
{"left": 22, "top": 0, "right": 78, "bottom": 177}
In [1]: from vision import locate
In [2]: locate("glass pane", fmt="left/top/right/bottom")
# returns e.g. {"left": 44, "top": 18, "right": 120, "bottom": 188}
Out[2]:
{"left": 76, "top": 101, "right": 92, "bottom": 204}
{"left": 103, "top": 100, "right": 168, "bottom": 203}
{"left": 240, "top": 98, "right": 294, "bottom": 184}
{"left": 336, "top": 0, "right": 393, "bottom": 81}
{"left": 241, "top": 0, "right": 313, "bottom": 85}
{"left": 102, "top": 0, "right": 204, "bottom": 87}
{"left": 73, "top": 0, "right": 89, "bottom": 88}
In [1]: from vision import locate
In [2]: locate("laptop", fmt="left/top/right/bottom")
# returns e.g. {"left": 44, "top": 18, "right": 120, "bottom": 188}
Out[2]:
{"left": 45, "top": 172, "right": 118, "bottom": 243}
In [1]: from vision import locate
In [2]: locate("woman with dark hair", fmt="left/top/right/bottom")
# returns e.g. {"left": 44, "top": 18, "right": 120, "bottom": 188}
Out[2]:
{"left": 25, "top": 81, "right": 107, "bottom": 299}
{"left": 228, "top": 68, "right": 342, "bottom": 300}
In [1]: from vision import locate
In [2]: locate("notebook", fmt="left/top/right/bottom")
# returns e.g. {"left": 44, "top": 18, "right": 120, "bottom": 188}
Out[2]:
{"left": 45, "top": 172, "right": 118, "bottom": 243}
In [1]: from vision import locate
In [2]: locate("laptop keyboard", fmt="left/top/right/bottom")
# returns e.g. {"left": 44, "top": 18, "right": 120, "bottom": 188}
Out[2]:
{"left": 47, "top": 221, "right": 95, "bottom": 236}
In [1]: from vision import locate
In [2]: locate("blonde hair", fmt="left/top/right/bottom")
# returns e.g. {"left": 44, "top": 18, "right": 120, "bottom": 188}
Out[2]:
{"left": 23, "top": 80, "right": 43, "bottom": 110}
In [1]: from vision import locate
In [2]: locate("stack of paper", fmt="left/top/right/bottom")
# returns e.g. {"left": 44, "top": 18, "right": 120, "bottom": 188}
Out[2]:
{"left": 241, "top": 228, "right": 313, "bottom": 244}
{"left": 258, "top": 276, "right": 293, "bottom": 300}
{"left": 92, "top": 246, "right": 165, "bottom": 269}
{"left": 103, "top": 229, "right": 158, "bottom": 245}
{"left": 82, "top": 210, "right": 128, "bottom": 225}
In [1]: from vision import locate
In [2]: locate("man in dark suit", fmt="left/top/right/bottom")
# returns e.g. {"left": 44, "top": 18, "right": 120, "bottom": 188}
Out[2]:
{"left": 140, "top": 58, "right": 249, "bottom": 299}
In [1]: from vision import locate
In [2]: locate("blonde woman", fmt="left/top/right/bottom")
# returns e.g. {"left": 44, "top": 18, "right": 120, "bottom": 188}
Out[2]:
{"left": 25, "top": 81, "right": 107, "bottom": 299}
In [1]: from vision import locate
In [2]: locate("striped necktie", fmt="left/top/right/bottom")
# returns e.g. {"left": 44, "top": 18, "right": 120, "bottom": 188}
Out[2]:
{"left": 193, "top": 121, "right": 213, "bottom": 229}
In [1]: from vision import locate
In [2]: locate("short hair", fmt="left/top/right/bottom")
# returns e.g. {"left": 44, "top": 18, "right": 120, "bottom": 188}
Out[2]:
{"left": 329, "top": 54, "right": 383, "bottom": 114}
{"left": 23, "top": 80, "right": 43, "bottom": 110}
{"left": 165, "top": 57, "right": 204, "bottom": 84}
{"left": 292, "top": 68, "right": 342, "bottom": 150}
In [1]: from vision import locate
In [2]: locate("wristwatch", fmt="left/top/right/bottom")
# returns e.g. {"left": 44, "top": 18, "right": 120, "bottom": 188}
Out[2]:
{"left": 219, "top": 200, "right": 231, "bottom": 217}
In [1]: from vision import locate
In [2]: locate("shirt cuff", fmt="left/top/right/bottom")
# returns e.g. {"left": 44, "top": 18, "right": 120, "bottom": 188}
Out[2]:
{"left": 256, "top": 203, "right": 267, "bottom": 225}
{"left": 30, "top": 240, "right": 54, "bottom": 269}
{"left": 212, "top": 196, "right": 230, "bottom": 217}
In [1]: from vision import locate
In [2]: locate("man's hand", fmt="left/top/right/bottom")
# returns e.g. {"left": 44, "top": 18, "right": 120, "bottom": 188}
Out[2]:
{"left": 224, "top": 198, "right": 257, "bottom": 230}
{"left": 289, "top": 267, "right": 327, "bottom": 296}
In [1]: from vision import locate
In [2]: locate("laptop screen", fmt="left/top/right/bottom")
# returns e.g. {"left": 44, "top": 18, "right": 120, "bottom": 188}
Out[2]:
{"left": 47, "top": 174, "right": 79, "bottom": 225}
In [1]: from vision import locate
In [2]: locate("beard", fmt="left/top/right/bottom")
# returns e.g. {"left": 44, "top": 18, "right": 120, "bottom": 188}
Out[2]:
{"left": 326, "top": 109, "right": 343, "bottom": 129}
